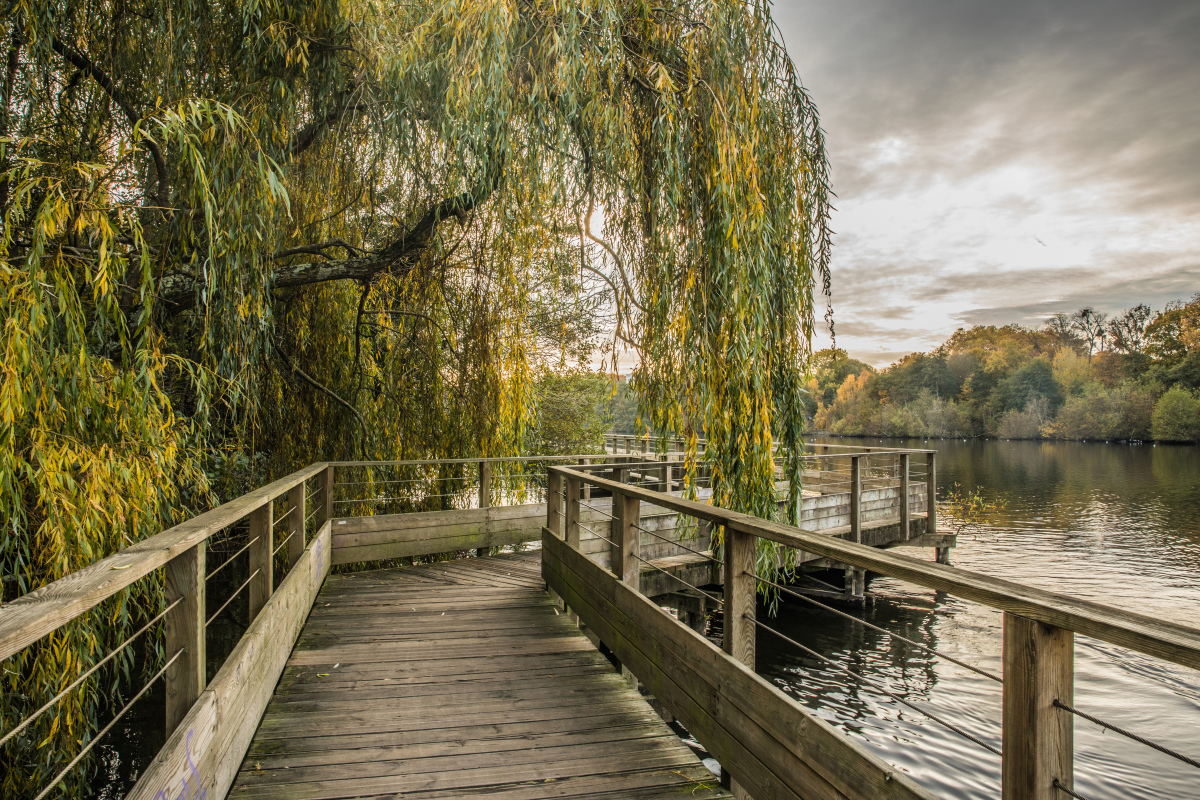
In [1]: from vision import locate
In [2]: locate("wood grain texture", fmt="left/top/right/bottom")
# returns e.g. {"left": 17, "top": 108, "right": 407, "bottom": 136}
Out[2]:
{"left": 1002, "top": 613, "right": 1073, "bottom": 800}
{"left": 229, "top": 549, "right": 729, "bottom": 800}
{"left": 164, "top": 542, "right": 206, "bottom": 733}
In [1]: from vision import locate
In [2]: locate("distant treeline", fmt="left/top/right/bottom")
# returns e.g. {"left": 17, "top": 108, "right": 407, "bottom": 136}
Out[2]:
{"left": 811, "top": 296, "right": 1200, "bottom": 443}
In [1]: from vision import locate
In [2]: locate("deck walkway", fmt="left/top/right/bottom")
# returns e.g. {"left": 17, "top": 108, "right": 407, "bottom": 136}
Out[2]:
{"left": 228, "top": 551, "right": 730, "bottom": 800}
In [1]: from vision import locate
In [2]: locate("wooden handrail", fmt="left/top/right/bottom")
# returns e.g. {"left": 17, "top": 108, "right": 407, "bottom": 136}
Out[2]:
{"left": 549, "top": 465, "right": 1200, "bottom": 671}
{"left": 0, "top": 462, "right": 329, "bottom": 662}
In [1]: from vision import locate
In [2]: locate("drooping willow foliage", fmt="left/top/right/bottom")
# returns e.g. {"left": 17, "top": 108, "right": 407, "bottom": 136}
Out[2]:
{"left": 0, "top": 0, "right": 830, "bottom": 794}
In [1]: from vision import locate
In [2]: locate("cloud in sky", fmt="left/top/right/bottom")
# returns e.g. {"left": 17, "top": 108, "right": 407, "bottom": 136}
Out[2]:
{"left": 773, "top": 0, "right": 1200, "bottom": 366}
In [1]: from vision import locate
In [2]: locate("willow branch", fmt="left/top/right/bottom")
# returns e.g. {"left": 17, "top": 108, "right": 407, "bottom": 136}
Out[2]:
{"left": 49, "top": 36, "right": 168, "bottom": 207}
{"left": 271, "top": 336, "right": 365, "bottom": 429}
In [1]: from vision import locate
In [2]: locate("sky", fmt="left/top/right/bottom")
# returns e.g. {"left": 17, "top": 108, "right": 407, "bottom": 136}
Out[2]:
{"left": 772, "top": 0, "right": 1200, "bottom": 367}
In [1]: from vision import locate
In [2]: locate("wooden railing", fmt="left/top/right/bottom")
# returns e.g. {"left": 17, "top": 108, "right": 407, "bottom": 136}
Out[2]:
{"left": 7, "top": 451, "right": 1197, "bottom": 800}
{"left": 0, "top": 462, "right": 334, "bottom": 800}
{"left": 545, "top": 464, "right": 1200, "bottom": 800}
{"left": 0, "top": 455, "right": 611, "bottom": 800}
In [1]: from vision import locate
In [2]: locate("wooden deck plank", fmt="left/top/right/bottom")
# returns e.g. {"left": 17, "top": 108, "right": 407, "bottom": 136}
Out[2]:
{"left": 230, "top": 552, "right": 727, "bottom": 800}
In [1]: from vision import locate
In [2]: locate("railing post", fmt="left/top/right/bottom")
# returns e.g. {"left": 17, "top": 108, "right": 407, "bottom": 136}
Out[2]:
{"left": 479, "top": 460, "right": 491, "bottom": 509}
{"left": 164, "top": 542, "right": 205, "bottom": 733}
{"left": 846, "top": 455, "right": 865, "bottom": 599}
{"left": 1003, "top": 613, "right": 1074, "bottom": 800}
{"left": 929, "top": 452, "right": 948, "bottom": 564}
{"left": 723, "top": 524, "right": 756, "bottom": 798}
{"left": 611, "top": 488, "right": 640, "bottom": 588}
{"left": 566, "top": 475, "right": 582, "bottom": 549}
{"left": 900, "top": 452, "right": 911, "bottom": 540}
{"left": 547, "top": 468, "right": 563, "bottom": 537}
{"left": 581, "top": 457, "right": 591, "bottom": 500}
{"left": 248, "top": 502, "right": 273, "bottom": 622}
{"left": 287, "top": 479, "right": 306, "bottom": 567}
{"left": 318, "top": 465, "right": 334, "bottom": 526}
{"left": 612, "top": 486, "right": 642, "bottom": 689}
{"left": 477, "top": 460, "right": 492, "bottom": 557}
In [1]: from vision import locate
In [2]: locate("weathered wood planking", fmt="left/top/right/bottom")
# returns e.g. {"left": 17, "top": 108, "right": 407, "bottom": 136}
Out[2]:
{"left": 229, "top": 550, "right": 730, "bottom": 800}
{"left": 330, "top": 504, "right": 580, "bottom": 564}
{"left": 128, "top": 521, "right": 332, "bottom": 800}
{"left": 542, "top": 530, "right": 938, "bottom": 800}
{"left": 0, "top": 462, "right": 328, "bottom": 662}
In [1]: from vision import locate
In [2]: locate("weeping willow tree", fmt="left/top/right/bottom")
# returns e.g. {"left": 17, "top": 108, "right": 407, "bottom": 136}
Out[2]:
{"left": 0, "top": 0, "right": 830, "bottom": 794}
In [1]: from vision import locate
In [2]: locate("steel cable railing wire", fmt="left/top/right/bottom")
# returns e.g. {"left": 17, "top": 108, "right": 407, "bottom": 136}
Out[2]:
{"left": 206, "top": 569, "right": 260, "bottom": 627}
{"left": 1053, "top": 779, "right": 1095, "bottom": 800}
{"left": 31, "top": 648, "right": 186, "bottom": 800}
{"left": 749, "top": 615, "right": 1002, "bottom": 758}
{"left": 335, "top": 475, "right": 474, "bottom": 487}
{"left": 207, "top": 536, "right": 258, "bottom": 582}
{"left": 577, "top": 521, "right": 725, "bottom": 608}
{"left": 748, "top": 571, "right": 1002, "bottom": 684}
{"left": 621, "top": 515, "right": 997, "bottom": 683}
{"left": 1053, "top": 699, "right": 1200, "bottom": 770}
{"left": 0, "top": 597, "right": 183, "bottom": 749}
{"left": 578, "top": 504, "right": 1005, "bottom": 756}
{"left": 273, "top": 529, "right": 296, "bottom": 557}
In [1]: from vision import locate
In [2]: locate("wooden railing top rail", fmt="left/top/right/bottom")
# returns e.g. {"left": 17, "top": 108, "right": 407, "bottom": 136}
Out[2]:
{"left": 0, "top": 462, "right": 329, "bottom": 662}
{"left": 605, "top": 434, "right": 938, "bottom": 455}
{"left": 330, "top": 454, "right": 611, "bottom": 468}
{"left": 550, "top": 465, "right": 1200, "bottom": 672}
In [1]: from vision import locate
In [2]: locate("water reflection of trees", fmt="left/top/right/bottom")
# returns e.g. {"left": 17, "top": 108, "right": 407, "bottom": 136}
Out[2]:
{"left": 758, "top": 591, "right": 944, "bottom": 726}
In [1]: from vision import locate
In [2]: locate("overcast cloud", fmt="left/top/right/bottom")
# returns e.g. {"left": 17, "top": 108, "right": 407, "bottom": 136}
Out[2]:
{"left": 774, "top": 0, "right": 1200, "bottom": 366}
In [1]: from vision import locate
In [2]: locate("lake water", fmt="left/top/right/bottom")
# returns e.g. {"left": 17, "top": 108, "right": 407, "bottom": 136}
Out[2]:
{"left": 753, "top": 436, "right": 1200, "bottom": 799}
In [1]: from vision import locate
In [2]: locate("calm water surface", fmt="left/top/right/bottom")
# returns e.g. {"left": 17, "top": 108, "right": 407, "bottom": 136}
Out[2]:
{"left": 754, "top": 437, "right": 1200, "bottom": 799}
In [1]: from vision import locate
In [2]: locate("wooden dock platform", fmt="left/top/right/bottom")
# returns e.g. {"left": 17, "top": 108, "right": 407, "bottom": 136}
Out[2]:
{"left": 228, "top": 551, "right": 730, "bottom": 800}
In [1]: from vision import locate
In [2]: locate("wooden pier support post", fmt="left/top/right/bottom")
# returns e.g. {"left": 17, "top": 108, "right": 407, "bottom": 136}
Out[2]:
{"left": 846, "top": 455, "right": 865, "bottom": 599}
{"left": 928, "top": 452, "right": 948, "bottom": 564}
{"left": 899, "top": 452, "right": 911, "bottom": 540}
{"left": 287, "top": 479, "right": 306, "bottom": 567}
{"left": 612, "top": 487, "right": 642, "bottom": 689}
{"left": 477, "top": 460, "right": 492, "bottom": 557}
{"left": 1002, "top": 613, "right": 1073, "bottom": 800}
{"left": 248, "top": 502, "right": 273, "bottom": 622}
{"left": 164, "top": 542, "right": 205, "bottom": 733}
{"left": 581, "top": 457, "right": 591, "bottom": 500}
{"left": 723, "top": 524, "right": 756, "bottom": 798}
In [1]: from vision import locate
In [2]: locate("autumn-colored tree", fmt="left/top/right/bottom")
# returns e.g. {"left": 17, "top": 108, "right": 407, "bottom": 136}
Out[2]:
{"left": 1, "top": 0, "right": 833, "bottom": 792}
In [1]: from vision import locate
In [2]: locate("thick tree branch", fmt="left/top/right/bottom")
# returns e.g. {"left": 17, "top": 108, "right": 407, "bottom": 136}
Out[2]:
{"left": 158, "top": 186, "right": 490, "bottom": 311}
{"left": 49, "top": 35, "right": 168, "bottom": 207}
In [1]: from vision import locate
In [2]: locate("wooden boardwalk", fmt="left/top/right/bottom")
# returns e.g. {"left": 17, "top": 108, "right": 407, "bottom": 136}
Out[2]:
{"left": 228, "top": 551, "right": 730, "bottom": 799}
